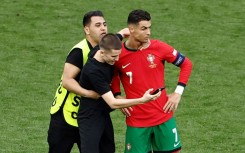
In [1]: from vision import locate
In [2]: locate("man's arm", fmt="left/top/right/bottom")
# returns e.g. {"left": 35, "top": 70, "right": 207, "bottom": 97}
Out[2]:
{"left": 102, "top": 89, "right": 160, "bottom": 109}
{"left": 163, "top": 56, "right": 193, "bottom": 113}
{"left": 62, "top": 63, "right": 100, "bottom": 99}
{"left": 176, "top": 57, "right": 193, "bottom": 89}
{"left": 117, "top": 28, "right": 130, "bottom": 39}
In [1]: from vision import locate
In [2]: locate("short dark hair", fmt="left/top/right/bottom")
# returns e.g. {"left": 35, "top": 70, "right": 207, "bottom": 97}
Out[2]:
{"left": 83, "top": 10, "right": 104, "bottom": 27}
{"left": 99, "top": 33, "right": 121, "bottom": 51}
{"left": 127, "top": 9, "right": 151, "bottom": 25}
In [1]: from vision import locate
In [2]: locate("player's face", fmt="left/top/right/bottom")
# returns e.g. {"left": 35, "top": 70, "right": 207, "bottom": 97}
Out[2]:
{"left": 103, "top": 49, "right": 121, "bottom": 65}
{"left": 85, "top": 16, "right": 108, "bottom": 44}
{"left": 131, "top": 20, "right": 151, "bottom": 43}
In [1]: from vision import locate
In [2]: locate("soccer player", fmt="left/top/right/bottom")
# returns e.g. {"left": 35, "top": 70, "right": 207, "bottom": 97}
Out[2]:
{"left": 47, "top": 10, "right": 130, "bottom": 153}
{"left": 78, "top": 33, "right": 161, "bottom": 153}
{"left": 111, "top": 9, "right": 193, "bottom": 153}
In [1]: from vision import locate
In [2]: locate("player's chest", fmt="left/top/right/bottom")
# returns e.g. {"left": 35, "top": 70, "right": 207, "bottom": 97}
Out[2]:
{"left": 118, "top": 51, "right": 163, "bottom": 74}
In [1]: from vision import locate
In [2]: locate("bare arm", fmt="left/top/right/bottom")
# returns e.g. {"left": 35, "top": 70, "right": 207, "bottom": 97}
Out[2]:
{"left": 117, "top": 28, "right": 130, "bottom": 39}
{"left": 115, "top": 95, "right": 133, "bottom": 117}
{"left": 62, "top": 63, "right": 100, "bottom": 99}
{"left": 102, "top": 89, "right": 160, "bottom": 109}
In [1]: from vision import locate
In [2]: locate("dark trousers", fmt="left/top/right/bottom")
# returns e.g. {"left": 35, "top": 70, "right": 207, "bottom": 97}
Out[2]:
{"left": 78, "top": 108, "right": 115, "bottom": 153}
{"left": 47, "top": 117, "right": 81, "bottom": 153}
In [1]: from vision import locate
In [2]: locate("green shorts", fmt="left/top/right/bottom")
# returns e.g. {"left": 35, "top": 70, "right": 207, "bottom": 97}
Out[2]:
{"left": 125, "top": 117, "right": 181, "bottom": 153}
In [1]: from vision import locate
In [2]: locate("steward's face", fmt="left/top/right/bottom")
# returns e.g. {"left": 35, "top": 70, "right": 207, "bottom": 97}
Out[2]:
{"left": 85, "top": 16, "right": 108, "bottom": 44}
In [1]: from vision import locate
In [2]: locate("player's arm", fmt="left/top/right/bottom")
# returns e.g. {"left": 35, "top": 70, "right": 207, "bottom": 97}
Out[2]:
{"left": 87, "top": 69, "right": 160, "bottom": 109}
{"left": 101, "top": 89, "right": 160, "bottom": 109}
{"left": 172, "top": 51, "right": 193, "bottom": 95}
{"left": 110, "top": 68, "right": 133, "bottom": 116}
{"left": 163, "top": 48, "right": 193, "bottom": 112}
{"left": 111, "top": 70, "right": 121, "bottom": 97}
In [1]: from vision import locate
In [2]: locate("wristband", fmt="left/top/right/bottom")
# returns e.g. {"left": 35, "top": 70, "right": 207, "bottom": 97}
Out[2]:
{"left": 174, "top": 85, "right": 184, "bottom": 95}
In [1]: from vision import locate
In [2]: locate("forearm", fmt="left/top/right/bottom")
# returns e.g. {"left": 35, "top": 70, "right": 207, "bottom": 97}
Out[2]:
{"left": 174, "top": 57, "right": 193, "bottom": 95}
{"left": 115, "top": 95, "right": 125, "bottom": 99}
{"left": 117, "top": 28, "right": 129, "bottom": 39}
{"left": 109, "top": 98, "right": 144, "bottom": 109}
{"left": 102, "top": 92, "right": 144, "bottom": 109}
{"left": 178, "top": 57, "right": 193, "bottom": 85}
{"left": 62, "top": 78, "right": 89, "bottom": 97}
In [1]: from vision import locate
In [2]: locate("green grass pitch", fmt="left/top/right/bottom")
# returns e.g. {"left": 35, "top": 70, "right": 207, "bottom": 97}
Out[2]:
{"left": 0, "top": 0, "right": 244, "bottom": 152}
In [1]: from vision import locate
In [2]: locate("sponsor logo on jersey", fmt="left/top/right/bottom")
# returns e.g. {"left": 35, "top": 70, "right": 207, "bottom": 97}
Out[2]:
{"left": 122, "top": 63, "right": 131, "bottom": 69}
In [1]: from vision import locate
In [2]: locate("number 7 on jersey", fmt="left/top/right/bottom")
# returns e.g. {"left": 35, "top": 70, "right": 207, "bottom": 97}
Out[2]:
{"left": 126, "top": 71, "right": 133, "bottom": 84}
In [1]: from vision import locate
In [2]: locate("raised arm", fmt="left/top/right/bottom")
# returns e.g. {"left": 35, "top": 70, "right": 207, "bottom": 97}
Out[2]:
{"left": 164, "top": 53, "right": 193, "bottom": 113}
{"left": 117, "top": 28, "right": 130, "bottom": 39}
{"left": 102, "top": 89, "right": 160, "bottom": 109}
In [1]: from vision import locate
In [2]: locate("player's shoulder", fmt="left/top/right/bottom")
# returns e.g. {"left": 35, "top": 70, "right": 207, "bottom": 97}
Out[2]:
{"left": 150, "top": 39, "right": 168, "bottom": 45}
{"left": 150, "top": 39, "right": 173, "bottom": 49}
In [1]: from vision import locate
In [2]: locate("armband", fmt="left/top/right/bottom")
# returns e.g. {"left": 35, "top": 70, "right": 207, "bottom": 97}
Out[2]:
{"left": 173, "top": 52, "right": 185, "bottom": 67}
{"left": 174, "top": 85, "right": 185, "bottom": 95}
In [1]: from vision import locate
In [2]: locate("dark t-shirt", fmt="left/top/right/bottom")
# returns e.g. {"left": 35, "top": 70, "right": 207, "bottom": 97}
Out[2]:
{"left": 51, "top": 40, "right": 93, "bottom": 129}
{"left": 79, "top": 56, "right": 114, "bottom": 113}
{"left": 65, "top": 39, "right": 93, "bottom": 81}
{"left": 52, "top": 34, "right": 122, "bottom": 128}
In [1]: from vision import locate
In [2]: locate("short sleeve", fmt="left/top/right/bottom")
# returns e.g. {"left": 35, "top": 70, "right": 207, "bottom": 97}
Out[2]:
{"left": 66, "top": 48, "right": 83, "bottom": 69}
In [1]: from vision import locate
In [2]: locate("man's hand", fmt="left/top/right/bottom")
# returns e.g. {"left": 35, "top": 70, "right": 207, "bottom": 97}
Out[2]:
{"left": 115, "top": 95, "right": 133, "bottom": 117}
{"left": 163, "top": 92, "right": 181, "bottom": 113}
{"left": 138, "top": 39, "right": 151, "bottom": 50}
{"left": 141, "top": 88, "right": 161, "bottom": 102}
{"left": 86, "top": 90, "right": 100, "bottom": 100}
{"left": 117, "top": 28, "right": 130, "bottom": 38}
{"left": 121, "top": 107, "right": 133, "bottom": 117}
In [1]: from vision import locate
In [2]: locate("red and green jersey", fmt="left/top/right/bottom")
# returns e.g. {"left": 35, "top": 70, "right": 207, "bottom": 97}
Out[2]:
{"left": 111, "top": 39, "right": 192, "bottom": 127}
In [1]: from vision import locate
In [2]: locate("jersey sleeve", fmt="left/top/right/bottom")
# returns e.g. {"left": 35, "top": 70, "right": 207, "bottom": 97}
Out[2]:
{"left": 111, "top": 68, "right": 121, "bottom": 96}
{"left": 158, "top": 41, "right": 193, "bottom": 86}
{"left": 66, "top": 48, "right": 83, "bottom": 69}
{"left": 157, "top": 41, "right": 176, "bottom": 63}
{"left": 177, "top": 57, "right": 193, "bottom": 86}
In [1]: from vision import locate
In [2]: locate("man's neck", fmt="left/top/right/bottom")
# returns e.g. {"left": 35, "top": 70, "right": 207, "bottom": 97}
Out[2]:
{"left": 125, "top": 38, "right": 142, "bottom": 50}
{"left": 86, "top": 36, "right": 98, "bottom": 48}
{"left": 93, "top": 50, "right": 104, "bottom": 63}
{"left": 126, "top": 38, "right": 151, "bottom": 50}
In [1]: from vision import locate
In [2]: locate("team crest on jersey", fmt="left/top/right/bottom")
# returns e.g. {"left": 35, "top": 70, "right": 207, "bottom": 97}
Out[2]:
{"left": 126, "top": 143, "right": 131, "bottom": 151}
{"left": 147, "top": 54, "right": 157, "bottom": 68}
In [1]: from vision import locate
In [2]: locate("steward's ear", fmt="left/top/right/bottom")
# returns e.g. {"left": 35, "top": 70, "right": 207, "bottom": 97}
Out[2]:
{"left": 84, "top": 26, "right": 89, "bottom": 35}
